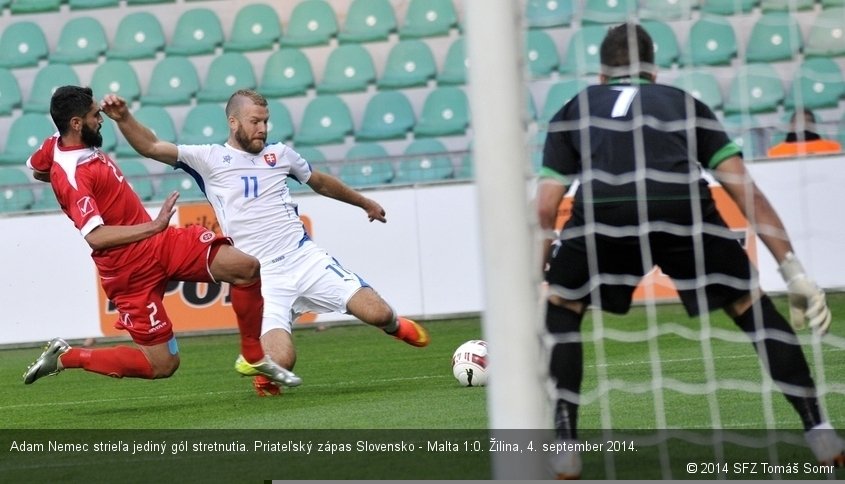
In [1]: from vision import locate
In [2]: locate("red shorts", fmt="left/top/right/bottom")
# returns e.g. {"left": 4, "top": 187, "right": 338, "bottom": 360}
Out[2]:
{"left": 99, "top": 225, "right": 231, "bottom": 346}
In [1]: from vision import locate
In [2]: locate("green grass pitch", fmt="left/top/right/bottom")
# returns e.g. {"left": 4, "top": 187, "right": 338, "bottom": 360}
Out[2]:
{"left": 1, "top": 295, "right": 844, "bottom": 480}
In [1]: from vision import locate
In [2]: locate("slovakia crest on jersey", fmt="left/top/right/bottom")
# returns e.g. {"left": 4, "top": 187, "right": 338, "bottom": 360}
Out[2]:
{"left": 264, "top": 153, "right": 277, "bottom": 167}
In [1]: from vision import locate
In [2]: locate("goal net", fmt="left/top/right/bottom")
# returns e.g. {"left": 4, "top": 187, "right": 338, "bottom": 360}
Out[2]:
{"left": 467, "top": 1, "right": 845, "bottom": 480}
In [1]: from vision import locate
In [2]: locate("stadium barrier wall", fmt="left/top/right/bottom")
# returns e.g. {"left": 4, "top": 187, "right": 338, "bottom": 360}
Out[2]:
{"left": 2, "top": 155, "right": 843, "bottom": 345}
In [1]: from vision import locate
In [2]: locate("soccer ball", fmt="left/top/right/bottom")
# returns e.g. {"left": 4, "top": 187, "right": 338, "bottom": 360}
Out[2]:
{"left": 451, "top": 340, "right": 488, "bottom": 387}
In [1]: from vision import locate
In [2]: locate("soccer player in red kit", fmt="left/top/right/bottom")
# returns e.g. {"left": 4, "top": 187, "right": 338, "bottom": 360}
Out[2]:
{"left": 22, "top": 85, "right": 300, "bottom": 387}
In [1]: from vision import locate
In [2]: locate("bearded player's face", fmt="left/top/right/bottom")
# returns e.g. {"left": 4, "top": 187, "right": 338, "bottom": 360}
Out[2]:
{"left": 233, "top": 104, "right": 268, "bottom": 154}
{"left": 80, "top": 103, "right": 103, "bottom": 148}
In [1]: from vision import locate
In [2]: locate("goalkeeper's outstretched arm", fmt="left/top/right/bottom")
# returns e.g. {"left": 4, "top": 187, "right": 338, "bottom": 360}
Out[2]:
{"left": 714, "top": 155, "right": 832, "bottom": 334}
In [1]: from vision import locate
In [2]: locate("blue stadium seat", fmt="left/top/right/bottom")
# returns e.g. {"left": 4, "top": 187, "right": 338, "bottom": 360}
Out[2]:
{"left": 399, "top": 0, "right": 458, "bottom": 38}
{"left": 338, "top": 0, "right": 397, "bottom": 43}
{"left": 224, "top": 3, "right": 283, "bottom": 52}
{"left": 0, "top": 113, "right": 54, "bottom": 165}
{"left": 196, "top": 52, "right": 257, "bottom": 103}
{"left": 413, "top": 86, "right": 469, "bottom": 138}
{"left": 316, "top": 44, "right": 376, "bottom": 94}
{"left": 24, "top": 64, "right": 81, "bottom": 114}
{"left": 394, "top": 138, "right": 454, "bottom": 183}
{"left": 280, "top": 0, "right": 338, "bottom": 47}
{"left": 106, "top": 12, "right": 165, "bottom": 60}
{"left": 356, "top": 90, "right": 416, "bottom": 141}
{"left": 259, "top": 48, "right": 315, "bottom": 98}
{"left": 165, "top": 8, "right": 224, "bottom": 56}
{"left": 50, "top": 16, "right": 108, "bottom": 65}
{"left": 0, "top": 22, "right": 48, "bottom": 68}
{"left": 294, "top": 95, "right": 354, "bottom": 146}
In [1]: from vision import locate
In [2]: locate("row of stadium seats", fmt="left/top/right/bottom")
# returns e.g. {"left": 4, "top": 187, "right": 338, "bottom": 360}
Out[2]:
{"left": 526, "top": 11, "right": 845, "bottom": 79}
{"left": 0, "top": 85, "right": 471, "bottom": 165}
{"left": 526, "top": 0, "right": 844, "bottom": 25}
{"left": 0, "top": 37, "right": 468, "bottom": 115}
{"left": 0, "top": 138, "right": 474, "bottom": 212}
{"left": 0, "top": 0, "right": 461, "bottom": 68}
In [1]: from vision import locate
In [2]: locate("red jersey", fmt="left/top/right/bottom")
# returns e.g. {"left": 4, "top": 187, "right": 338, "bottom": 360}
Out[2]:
{"left": 28, "top": 135, "right": 154, "bottom": 273}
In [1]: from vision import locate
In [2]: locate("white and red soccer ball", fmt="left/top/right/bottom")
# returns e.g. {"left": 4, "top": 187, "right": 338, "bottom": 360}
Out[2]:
{"left": 451, "top": 340, "right": 488, "bottom": 387}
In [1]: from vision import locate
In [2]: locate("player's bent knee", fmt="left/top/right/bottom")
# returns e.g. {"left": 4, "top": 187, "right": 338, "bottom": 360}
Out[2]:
{"left": 149, "top": 354, "right": 181, "bottom": 378}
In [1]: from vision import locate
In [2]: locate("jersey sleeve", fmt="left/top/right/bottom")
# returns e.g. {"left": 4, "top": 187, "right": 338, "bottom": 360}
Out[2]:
{"left": 50, "top": 163, "right": 104, "bottom": 237}
{"left": 176, "top": 144, "right": 215, "bottom": 180}
{"left": 284, "top": 145, "right": 313, "bottom": 184}
{"left": 26, "top": 135, "right": 59, "bottom": 172}
{"left": 693, "top": 99, "right": 742, "bottom": 169}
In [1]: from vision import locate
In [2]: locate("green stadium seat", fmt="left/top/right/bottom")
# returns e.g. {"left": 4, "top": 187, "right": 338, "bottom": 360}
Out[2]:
{"left": 179, "top": 103, "right": 228, "bottom": 145}
{"left": 760, "top": 0, "right": 814, "bottom": 11}
{"left": 106, "top": 12, "right": 165, "bottom": 60}
{"left": 745, "top": 12, "right": 802, "bottom": 63}
{"left": 165, "top": 8, "right": 224, "bottom": 57}
{"left": 0, "top": 22, "right": 48, "bottom": 68}
{"left": 294, "top": 95, "right": 354, "bottom": 146}
{"left": 525, "top": 29, "right": 560, "bottom": 78}
{"left": 155, "top": 172, "right": 206, "bottom": 202}
{"left": 399, "top": 0, "right": 458, "bottom": 38}
{"left": 116, "top": 106, "right": 176, "bottom": 157}
{"left": 259, "top": 49, "right": 315, "bottom": 98}
{"left": 346, "top": 142, "right": 389, "bottom": 161}
{"left": 9, "top": 0, "right": 61, "bottom": 14}
{"left": 641, "top": 0, "right": 696, "bottom": 20}
{"left": 90, "top": 60, "right": 141, "bottom": 103}
{"left": 141, "top": 56, "right": 200, "bottom": 106}
{"left": 126, "top": 0, "right": 174, "bottom": 4}
{"left": 672, "top": 70, "right": 724, "bottom": 110}
{"left": 377, "top": 40, "right": 437, "bottom": 89}
{"left": 50, "top": 17, "right": 108, "bottom": 65}
{"left": 542, "top": 79, "right": 588, "bottom": 123}
{"left": 338, "top": 0, "right": 397, "bottom": 43}
{"left": 280, "top": 0, "right": 338, "bottom": 47}
{"left": 394, "top": 138, "right": 453, "bottom": 183}
{"left": 700, "top": 0, "right": 757, "bottom": 15}
{"left": 0, "top": 68, "right": 22, "bottom": 115}
{"left": 525, "top": 0, "right": 573, "bottom": 28}
{"left": 642, "top": 20, "right": 679, "bottom": 68}
{"left": 679, "top": 16, "right": 737, "bottom": 66}
{"left": 224, "top": 3, "right": 283, "bottom": 52}
{"left": 99, "top": 117, "right": 117, "bottom": 153}
{"left": 267, "top": 100, "right": 294, "bottom": 143}
{"left": 804, "top": 9, "right": 845, "bottom": 58}
{"left": 785, "top": 58, "right": 845, "bottom": 110}
{"left": 559, "top": 25, "right": 606, "bottom": 76}
{"left": 293, "top": 146, "right": 326, "bottom": 164}
{"left": 23, "top": 64, "right": 80, "bottom": 114}
{"left": 0, "top": 167, "right": 35, "bottom": 212}
{"left": 196, "top": 53, "right": 256, "bottom": 103}
{"left": 581, "top": 0, "right": 638, "bottom": 25}
{"left": 316, "top": 44, "right": 376, "bottom": 94}
{"left": 0, "top": 113, "right": 54, "bottom": 165}
{"left": 68, "top": 0, "right": 119, "bottom": 8}
{"left": 413, "top": 86, "right": 469, "bottom": 138}
{"left": 119, "top": 158, "right": 154, "bottom": 201}
{"left": 437, "top": 37, "right": 467, "bottom": 86}
{"left": 356, "top": 90, "right": 415, "bottom": 141}
{"left": 338, "top": 152, "right": 393, "bottom": 187}
{"left": 723, "top": 63, "right": 785, "bottom": 114}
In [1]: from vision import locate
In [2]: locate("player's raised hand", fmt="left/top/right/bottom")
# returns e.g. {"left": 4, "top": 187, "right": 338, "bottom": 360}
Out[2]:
{"left": 362, "top": 198, "right": 386, "bottom": 223}
{"left": 778, "top": 252, "right": 833, "bottom": 335}
{"left": 153, "top": 191, "right": 179, "bottom": 232}
{"left": 100, "top": 94, "right": 129, "bottom": 121}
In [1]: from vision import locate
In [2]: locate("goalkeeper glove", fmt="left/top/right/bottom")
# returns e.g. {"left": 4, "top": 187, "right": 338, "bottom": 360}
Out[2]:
{"left": 777, "top": 252, "right": 832, "bottom": 335}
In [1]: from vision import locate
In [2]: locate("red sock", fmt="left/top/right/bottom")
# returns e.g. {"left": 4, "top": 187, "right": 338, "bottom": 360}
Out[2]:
{"left": 60, "top": 346, "right": 155, "bottom": 379}
{"left": 229, "top": 280, "right": 265, "bottom": 363}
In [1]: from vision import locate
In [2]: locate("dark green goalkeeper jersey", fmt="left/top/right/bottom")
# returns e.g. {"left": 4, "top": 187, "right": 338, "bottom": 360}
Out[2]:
{"left": 541, "top": 78, "right": 742, "bottom": 225}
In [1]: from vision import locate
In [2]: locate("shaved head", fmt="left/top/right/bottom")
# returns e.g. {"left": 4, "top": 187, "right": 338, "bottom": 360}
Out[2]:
{"left": 226, "top": 89, "right": 268, "bottom": 118}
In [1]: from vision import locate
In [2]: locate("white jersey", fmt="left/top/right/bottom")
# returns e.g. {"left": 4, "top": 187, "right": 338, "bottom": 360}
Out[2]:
{"left": 177, "top": 142, "right": 313, "bottom": 264}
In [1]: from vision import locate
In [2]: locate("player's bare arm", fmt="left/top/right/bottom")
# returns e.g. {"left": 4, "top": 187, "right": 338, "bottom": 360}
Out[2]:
{"left": 713, "top": 155, "right": 793, "bottom": 264}
{"left": 32, "top": 169, "right": 51, "bottom": 183}
{"left": 84, "top": 191, "right": 179, "bottom": 250}
{"left": 306, "top": 170, "right": 387, "bottom": 223}
{"left": 101, "top": 94, "right": 179, "bottom": 166}
{"left": 536, "top": 178, "right": 567, "bottom": 270}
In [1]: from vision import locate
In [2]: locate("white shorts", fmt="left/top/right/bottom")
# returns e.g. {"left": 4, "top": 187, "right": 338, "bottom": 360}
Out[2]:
{"left": 259, "top": 240, "right": 368, "bottom": 334}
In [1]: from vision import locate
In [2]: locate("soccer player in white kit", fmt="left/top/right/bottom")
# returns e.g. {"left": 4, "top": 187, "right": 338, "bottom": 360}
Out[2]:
{"left": 102, "top": 89, "right": 430, "bottom": 396}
